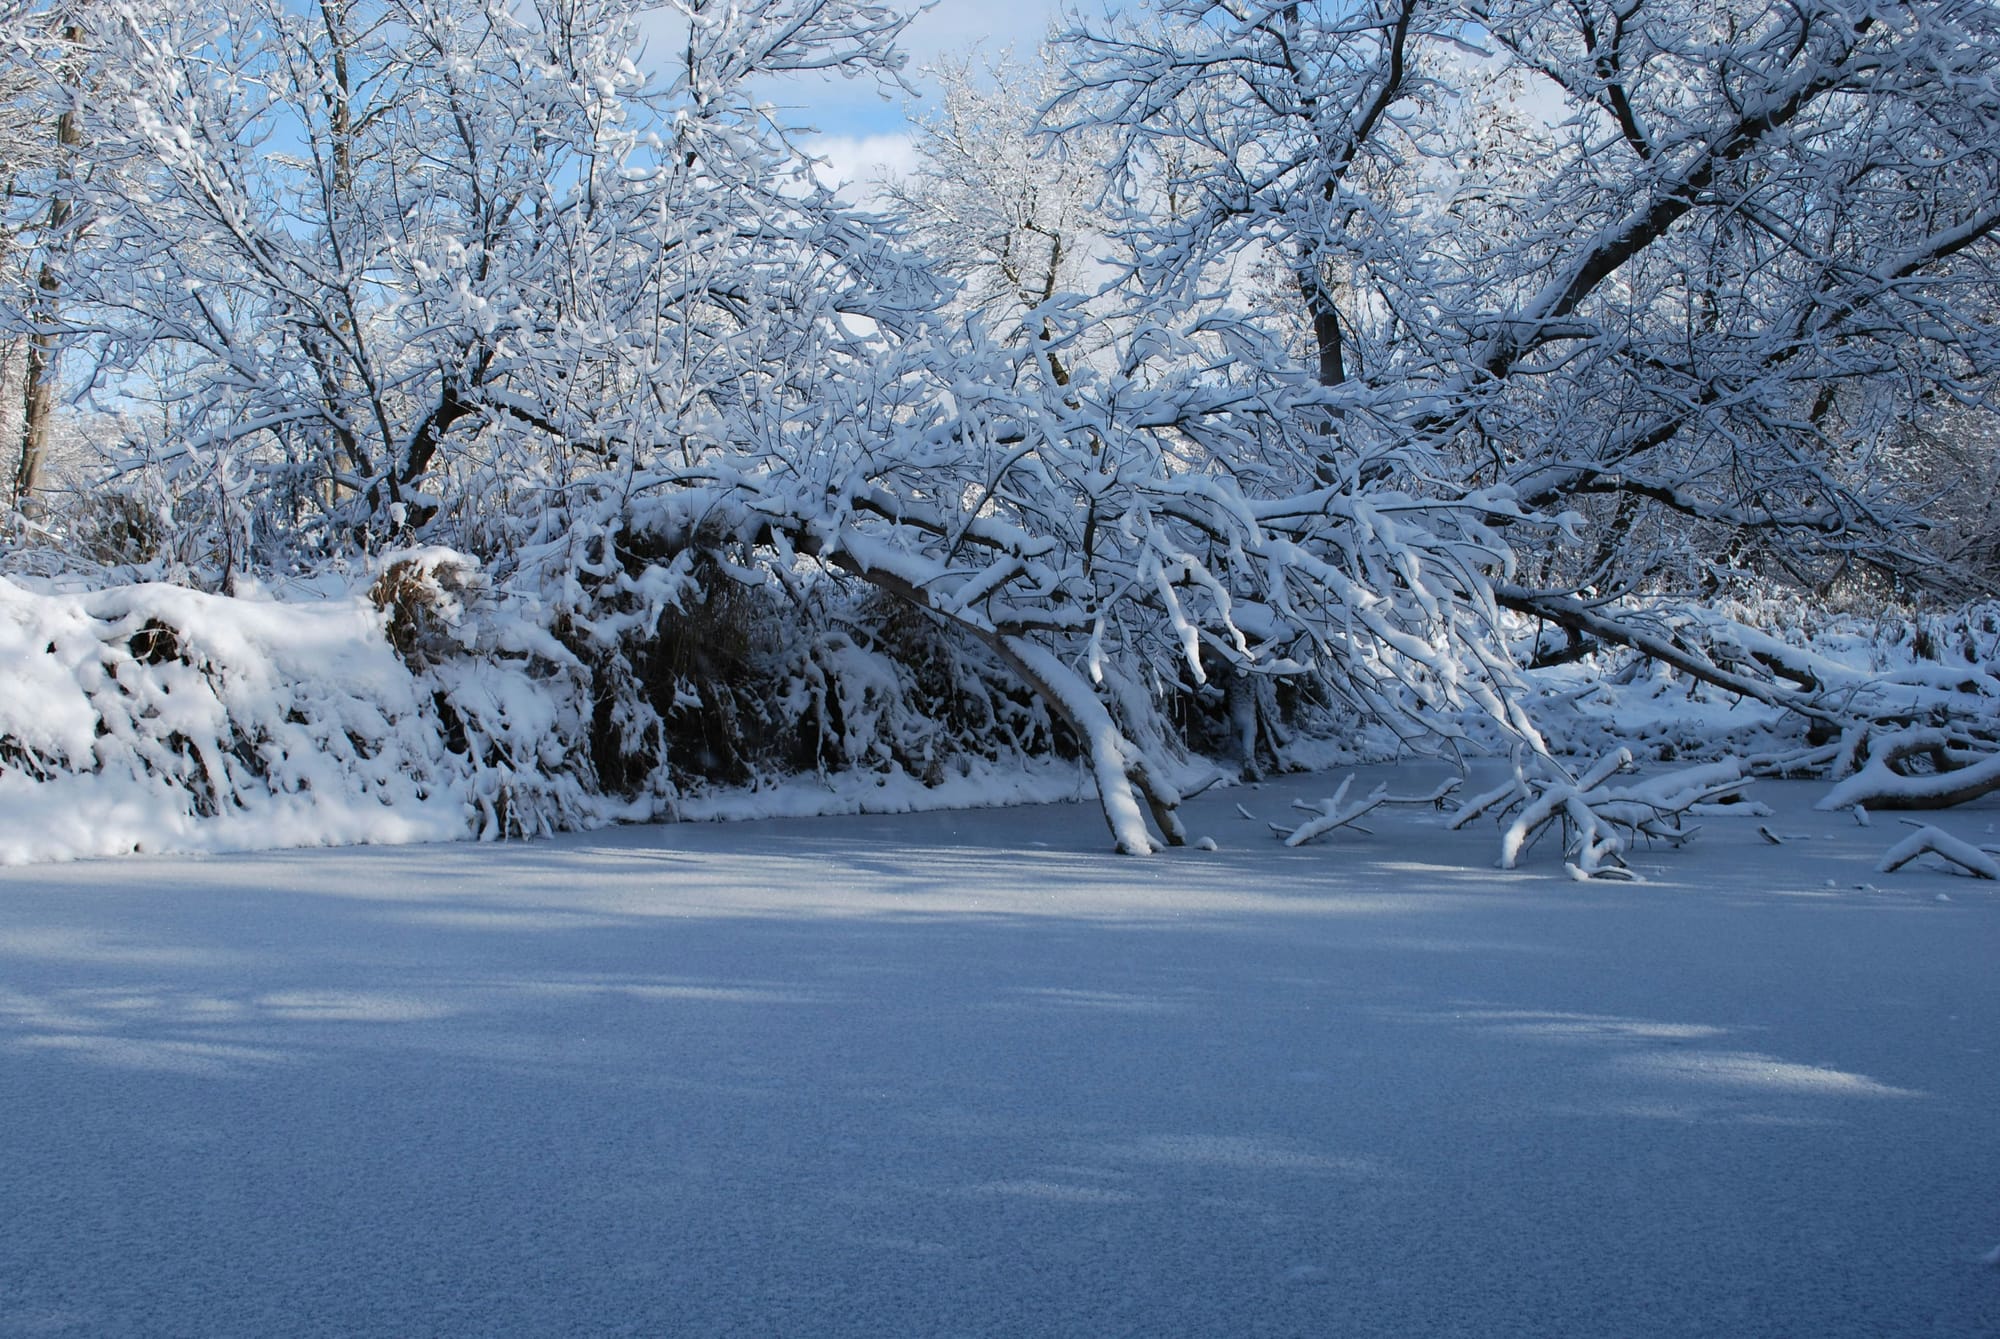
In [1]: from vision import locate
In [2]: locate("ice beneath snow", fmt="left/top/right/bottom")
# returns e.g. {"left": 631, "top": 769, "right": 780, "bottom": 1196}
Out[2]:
{"left": 1, "top": 766, "right": 1996, "bottom": 1337}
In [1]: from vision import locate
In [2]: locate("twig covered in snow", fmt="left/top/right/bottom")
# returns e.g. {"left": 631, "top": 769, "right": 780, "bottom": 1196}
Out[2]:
{"left": 1271, "top": 775, "right": 1460, "bottom": 847}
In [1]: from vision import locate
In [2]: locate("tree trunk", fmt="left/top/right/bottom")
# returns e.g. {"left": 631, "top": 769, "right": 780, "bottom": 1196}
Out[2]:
{"left": 13, "top": 24, "right": 83, "bottom": 510}
{"left": 997, "top": 635, "right": 1184, "bottom": 855}
{"left": 1297, "top": 265, "right": 1346, "bottom": 391}
{"left": 14, "top": 303, "right": 59, "bottom": 505}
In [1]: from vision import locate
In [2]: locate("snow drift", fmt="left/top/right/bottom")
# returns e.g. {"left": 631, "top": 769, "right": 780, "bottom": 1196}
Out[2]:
{"left": 0, "top": 556, "right": 620, "bottom": 863}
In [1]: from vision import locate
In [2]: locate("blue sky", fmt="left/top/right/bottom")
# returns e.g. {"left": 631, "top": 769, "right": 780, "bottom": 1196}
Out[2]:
{"left": 799, "top": 0, "right": 1085, "bottom": 136}
{"left": 785, "top": 0, "right": 1101, "bottom": 189}
{"left": 628, "top": 1, "right": 1116, "bottom": 189}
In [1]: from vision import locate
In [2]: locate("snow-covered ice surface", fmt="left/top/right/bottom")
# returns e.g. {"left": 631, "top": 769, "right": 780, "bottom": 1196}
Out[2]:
{"left": 1, "top": 767, "right": 1996, "bottom": 1337}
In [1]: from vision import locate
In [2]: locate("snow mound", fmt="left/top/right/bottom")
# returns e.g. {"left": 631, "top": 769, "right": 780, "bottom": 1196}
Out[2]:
{"left": 0, "top": 560, "right": 623, "bottom": 864}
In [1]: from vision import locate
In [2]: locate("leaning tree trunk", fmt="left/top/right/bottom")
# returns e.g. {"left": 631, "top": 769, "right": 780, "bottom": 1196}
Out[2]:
{"left": 992, "top": 635, "right": 1186, "bottom": 855}
{"left": 763, "top": 507, "right": 1191, "bottom": 855}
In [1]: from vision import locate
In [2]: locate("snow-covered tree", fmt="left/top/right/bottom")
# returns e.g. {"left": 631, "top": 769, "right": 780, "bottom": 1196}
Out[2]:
{"left": 34, "top": 0, "right": 924, "bottom": 569}
{"left": 9, "top": 0, "right": 2000, "bottom": 855}
{"left": 887, "top": 46, "right": 1123, "bottom": 381}
{"left": 1019, "top": 0, "right": 2000, "bottom": 816}
{"left": 1057, "top": 0, "right": 2000, "bottom": 590}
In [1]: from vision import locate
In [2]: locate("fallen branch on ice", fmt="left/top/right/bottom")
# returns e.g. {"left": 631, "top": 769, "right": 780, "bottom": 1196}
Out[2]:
{"left": 1452, "top": 750, "right": 1754, "bottom": 878}
{"left": 1819, "top": 729, "right": 2000, "bottom": 813}
{"left": 1270, "top": 775, "right": 1461, "bottom": 847}
{"left": 1877, "top": 824, "right": 2000, "bottom": 879}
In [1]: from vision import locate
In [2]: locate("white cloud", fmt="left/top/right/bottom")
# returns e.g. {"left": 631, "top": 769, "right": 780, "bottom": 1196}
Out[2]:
{"left": 897, "top": 0, "right": 1077, "bottom": 64}
{"left": 805, "top": 131, "right": 922, "bottom": 200}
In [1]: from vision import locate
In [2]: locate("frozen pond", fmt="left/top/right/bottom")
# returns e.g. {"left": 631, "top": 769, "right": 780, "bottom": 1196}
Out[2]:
{"left": 2, "top": 769, "right": 1996, "bottom": 1337}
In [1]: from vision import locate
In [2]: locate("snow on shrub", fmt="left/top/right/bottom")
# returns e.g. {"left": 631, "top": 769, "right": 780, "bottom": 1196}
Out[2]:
{"left": 0, "top": 548, "right": 1093, "bottom": 864}
{"left": 0, "top": 554, "right": 625, "bottom": 864}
